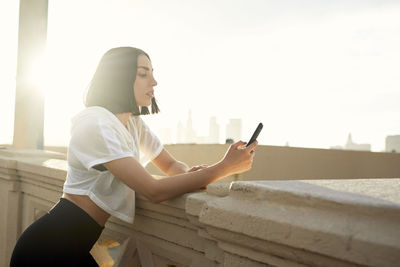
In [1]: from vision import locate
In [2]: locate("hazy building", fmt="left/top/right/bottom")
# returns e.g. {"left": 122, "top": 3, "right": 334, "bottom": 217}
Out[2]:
{"left": 225, "top": 138, "right": 234, "bottom": 144}
{"left": 226, "top": 119, "right": 242, "bottom": 142}
{"left": 176, "top": 112, "right": 241, "bottom": 144}
{"left": 184, "top": 110, "right": 196, "bottom": 143}
{"left": 386, "top": 135, "right": 400, "bottom": 153}
{"left": 177, "top": 113, "right": 220, "bottom": 144}
{"left": 208, "top": 116, "right": 220, "bottom": 144}
{"left": 344, "top": 133, "right": 371, "bottom": 151}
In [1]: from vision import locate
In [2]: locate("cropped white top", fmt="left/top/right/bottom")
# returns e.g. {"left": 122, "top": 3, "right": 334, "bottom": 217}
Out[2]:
{"left": 63, "top": 106, "right": 163, "bottom": 223}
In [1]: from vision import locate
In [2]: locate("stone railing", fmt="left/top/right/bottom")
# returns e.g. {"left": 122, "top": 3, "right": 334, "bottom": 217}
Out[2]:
{"left": 44, "top": 144, "right": 400, "bottom": 180}
{"left": 1, "top": 148, "right": 399, "bottom": 266}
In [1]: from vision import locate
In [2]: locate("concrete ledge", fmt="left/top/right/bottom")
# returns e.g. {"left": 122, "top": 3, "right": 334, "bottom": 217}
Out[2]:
{"left": 0, "top": 147, "right": 65, "bottom": 160}
{"left": 145, "top": 144, "right": 400, "bottom": 180}
{"left": 195, "top": 180, "right": 400, "bottom": 266}
{"left": 1, "top": 150, "right": 399, "bottom": 266}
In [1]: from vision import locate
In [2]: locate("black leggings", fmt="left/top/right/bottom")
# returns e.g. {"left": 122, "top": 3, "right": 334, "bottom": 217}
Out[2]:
{"left": 10, "top": 198, "right": 104, "bottom": 267}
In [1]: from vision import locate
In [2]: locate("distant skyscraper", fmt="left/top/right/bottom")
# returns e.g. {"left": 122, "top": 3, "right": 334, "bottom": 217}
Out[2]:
{"left": 344, "top": 133, "right": 371, "bottom": 151}
{"left": 208, "top": 116, "right": 220, "bottom": 143}
{"left": 226, "top": 119, "right": 242, "bottom": 142}
{"left": 386, "top": 135, "right": 400, "bottom": 153}
{"left": 184, "top": 110, "right": 196, "bottom": 143}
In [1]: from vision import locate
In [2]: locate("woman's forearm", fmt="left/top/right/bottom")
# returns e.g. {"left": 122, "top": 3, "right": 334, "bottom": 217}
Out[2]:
{"left": 145, "top": 140, "right": 257, "bottom": 203}
{"left": 152, "top": 161, "right": 229, "bottom": 203}
{"left": 166, "top": 161, "right": 189, "bottom": 176}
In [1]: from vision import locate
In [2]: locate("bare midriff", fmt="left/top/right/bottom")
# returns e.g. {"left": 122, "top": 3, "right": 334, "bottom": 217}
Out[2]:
{"left": 62, "top": 193, "right": 111, "bottom": 227}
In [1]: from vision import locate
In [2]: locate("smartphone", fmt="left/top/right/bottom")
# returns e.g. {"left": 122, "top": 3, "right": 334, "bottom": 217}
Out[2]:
{"left": 246, "top": 123, "right": 263, "bottom": 147}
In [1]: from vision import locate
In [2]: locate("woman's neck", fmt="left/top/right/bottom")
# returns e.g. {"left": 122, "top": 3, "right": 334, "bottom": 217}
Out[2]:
{"left": 115, "top": 112, "right": 131, "bottom": 128}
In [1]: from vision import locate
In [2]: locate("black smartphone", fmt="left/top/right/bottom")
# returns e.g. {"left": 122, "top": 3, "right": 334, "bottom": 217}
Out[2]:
{"left": 246, "top": 123, "right": 263, "bottom": 147}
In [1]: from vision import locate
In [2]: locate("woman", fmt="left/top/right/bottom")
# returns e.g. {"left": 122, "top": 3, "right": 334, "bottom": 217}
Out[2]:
{"left": 10, "top": 47, "right": 258, "bottom": 266}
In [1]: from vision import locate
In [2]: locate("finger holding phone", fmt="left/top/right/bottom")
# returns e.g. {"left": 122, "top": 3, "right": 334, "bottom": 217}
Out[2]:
{"left": 219, "top": 123, "right": 262, "bottom": 175}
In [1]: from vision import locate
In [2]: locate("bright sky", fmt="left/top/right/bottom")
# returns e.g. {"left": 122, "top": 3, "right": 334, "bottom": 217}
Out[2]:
{"left": 1, "top": 0, "right": 399, "bottom": 151}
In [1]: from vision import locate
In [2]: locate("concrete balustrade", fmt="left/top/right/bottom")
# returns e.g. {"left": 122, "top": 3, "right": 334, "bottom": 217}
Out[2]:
{"left": 44, "top": 144, "right": 400, "bottom": 180}
{"left": 0, "top": 147, "right": 399, "bottom": 266}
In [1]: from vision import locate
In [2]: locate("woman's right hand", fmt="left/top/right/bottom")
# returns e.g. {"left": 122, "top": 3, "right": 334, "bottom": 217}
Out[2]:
{"left": 219, "top": 140, "right": 258, "bottom": 176}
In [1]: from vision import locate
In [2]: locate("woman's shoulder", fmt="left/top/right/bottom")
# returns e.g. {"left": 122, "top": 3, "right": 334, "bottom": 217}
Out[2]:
{"left": 72, "top": 106, "right": 113, "bottom": 120}
{"left": 71, "top": 106, "right": 118, "bottom": 131}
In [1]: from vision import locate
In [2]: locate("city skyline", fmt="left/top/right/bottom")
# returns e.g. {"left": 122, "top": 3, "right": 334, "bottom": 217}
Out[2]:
{"left": 1, "top": 1, "right": 399, "bottom": 152}
{"left": 149, "top": 109, "right": 397, "bottom": 153}
{"left": 155, "top": 110, "right": 241, "bottom": 144}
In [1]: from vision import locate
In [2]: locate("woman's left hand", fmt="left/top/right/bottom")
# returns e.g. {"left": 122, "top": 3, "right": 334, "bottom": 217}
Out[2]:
{"left": 187, "top": 164, "right": 209, "bottom": 172}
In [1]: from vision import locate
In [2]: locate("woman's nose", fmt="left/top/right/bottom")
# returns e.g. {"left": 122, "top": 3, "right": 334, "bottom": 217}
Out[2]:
{"left": 151, "top": 76, "right": 158, "bottom": 86}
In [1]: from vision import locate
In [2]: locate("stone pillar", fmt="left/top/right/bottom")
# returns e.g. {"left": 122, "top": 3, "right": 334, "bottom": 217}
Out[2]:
{"left": 13, "top": 0, "right": 48, "bottom": 149}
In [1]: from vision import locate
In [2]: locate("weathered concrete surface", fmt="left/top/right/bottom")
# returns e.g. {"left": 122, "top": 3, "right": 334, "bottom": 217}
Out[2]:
{"left": 303, "top": 178, "right": 400, "bottom": 203}
{"left": 193, "top": 180, "right": 400, "bottom": 267}
{"left": 0, "top": 146, "right": 65, "bottom": 159}
{"left": 1, "top": 149, "right": 399, "bottom": 266}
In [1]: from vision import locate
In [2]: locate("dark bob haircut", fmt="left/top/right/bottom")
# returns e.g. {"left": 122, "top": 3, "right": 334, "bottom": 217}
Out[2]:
{"left": 85, "top": 47, "right": 160, "bottom": 115}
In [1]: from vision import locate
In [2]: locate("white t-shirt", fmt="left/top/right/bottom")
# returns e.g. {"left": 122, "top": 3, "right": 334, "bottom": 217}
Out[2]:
{"left": 63, "top": 106, "right": 163, "bottom": 223}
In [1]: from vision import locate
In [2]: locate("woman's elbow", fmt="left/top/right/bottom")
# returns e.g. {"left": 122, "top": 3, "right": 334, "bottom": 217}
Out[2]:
{"left": 147, "top": 179, "right": 162, "bottom": 203}
{"left": 148, "top": 190, "right": 160, "bottom": 203}
{"left": 150, "top": 196, "right": 162, "bottom": 204}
